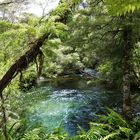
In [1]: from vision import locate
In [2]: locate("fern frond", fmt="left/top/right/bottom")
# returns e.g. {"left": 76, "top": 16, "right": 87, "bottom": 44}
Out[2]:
{"left": 103, "top": 131, "right": 120, "bottom": 140}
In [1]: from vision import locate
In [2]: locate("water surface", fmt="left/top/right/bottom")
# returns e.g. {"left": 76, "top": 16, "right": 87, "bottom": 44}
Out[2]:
{"left": 20, "top": 78, "right": 122, "bottom": 135}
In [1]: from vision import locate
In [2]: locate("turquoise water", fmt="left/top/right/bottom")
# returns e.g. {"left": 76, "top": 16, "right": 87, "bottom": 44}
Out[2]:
{"left": 20, "top": 78, "right": 122, "bottom": 135}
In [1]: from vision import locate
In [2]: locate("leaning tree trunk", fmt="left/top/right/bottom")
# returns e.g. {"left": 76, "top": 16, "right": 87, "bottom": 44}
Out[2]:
{"left": 0, "top": 2, "right": 70, "bottom": 93}
{"left": 0, "top": 34, "right": 49, "bottom": 94}
{"left": 122, "top": 25, "right": 133, "bottom": 122}
{"left": 0, "top": 34, "right": 49, "bottom": 140}
{"left": 0, "top": 3, "right": 72, "bottom": 139}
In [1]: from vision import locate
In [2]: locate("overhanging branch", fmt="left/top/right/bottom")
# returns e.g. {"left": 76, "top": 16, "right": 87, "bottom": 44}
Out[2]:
{"left": 0, "top": 1, "right": 72, "bottom": 94}
{"left": 0, "top": 33, "right": 49, "bottom": 93}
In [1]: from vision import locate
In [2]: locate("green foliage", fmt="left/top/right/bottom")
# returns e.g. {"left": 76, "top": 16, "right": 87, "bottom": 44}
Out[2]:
{"left": 97, "top": 61, "right": 112, "bottom": 79}
{"left": 133, "top": 43, "right": 140, "bottom": 81}
{"left": 0, "top": 20, "right": 20, "bottom": 33}
{"left": 105, "top": 0, "right": 140, "bottom": 16}
{"left": 51, "top": 2, "right": 70, "bottom": 17}
{"left": 19, "top": 66, "right": 37, "bottom": 91}
{"left": 75, "top": 109, "right": 139, "bottom": 140}
{"left": 100, "top": 108, "right": 129, "bottom": 127}
{"left": 21, "top": 128, "right": 46, "bottom": 140}
{"left": 0, "top": 0, "right": 140, "bottom": 140}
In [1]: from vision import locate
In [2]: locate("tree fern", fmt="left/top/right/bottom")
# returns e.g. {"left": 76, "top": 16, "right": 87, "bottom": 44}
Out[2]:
{"left": 105, "top": 0, "right": 140, "bottom": 16}
{"left": 100, "top": 108, "right": 129, "bottom": 128}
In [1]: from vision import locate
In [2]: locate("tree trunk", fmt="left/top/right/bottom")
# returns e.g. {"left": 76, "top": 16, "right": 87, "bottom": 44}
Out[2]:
{"left": 122, "top": 26, "right": 133, "bottom": 122}
{"left": 0, "top": 34, "right": 49, "bottom": 94}
{"left": 0, "top": 1, "right": 71, "bottom": 93}
{"left": 37, "top": 50, "right": 44, "bottom": 78}
{"left": 0, "top": 34, "right": 49, "bottom": 139}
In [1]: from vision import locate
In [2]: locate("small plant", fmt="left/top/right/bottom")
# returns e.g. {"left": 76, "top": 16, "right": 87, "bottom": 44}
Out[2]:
{"left": 76, "top": 109, "right": 140, "bottom": 140}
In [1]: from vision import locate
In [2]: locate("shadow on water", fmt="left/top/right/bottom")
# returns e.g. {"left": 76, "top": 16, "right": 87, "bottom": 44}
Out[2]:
{"left": 19, "top": 77, "right": 122, "bottom": 135}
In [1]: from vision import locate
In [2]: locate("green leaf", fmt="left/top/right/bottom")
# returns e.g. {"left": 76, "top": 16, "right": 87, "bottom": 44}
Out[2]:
{"left": 103, "top": 132, "right": 119, "bottom": 140}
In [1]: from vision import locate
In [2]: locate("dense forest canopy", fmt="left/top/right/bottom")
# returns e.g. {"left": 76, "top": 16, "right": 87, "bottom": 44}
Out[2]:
{"left": 0, "top": 0, "right": 140, "bottom": 139}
